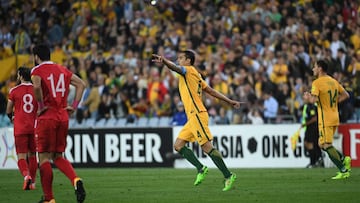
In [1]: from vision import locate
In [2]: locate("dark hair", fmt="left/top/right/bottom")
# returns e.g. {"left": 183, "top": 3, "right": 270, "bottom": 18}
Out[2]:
{"left": 316, "top": 60, "right": 328, "bottom": 72}
{"left": 182, "top": 50, "right": 195, "bottom": 65}
{"left": 32, "top": 44, "right": 50, "bottom": 61}
{"left": 337, "top": 48, "right": 345, "bottom": 54}
{"left": 18, "top": 67, "right": 31, "bottom": 81}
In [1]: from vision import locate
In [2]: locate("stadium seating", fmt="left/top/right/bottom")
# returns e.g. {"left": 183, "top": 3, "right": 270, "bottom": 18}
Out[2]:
{"left": 94, "top": 118, "right": 106, "bottom": 128}
{"left": 137, "top": 117, "right": 149, "bottom": 127}
{"left": 158, "top": 117, "right": 171, "bottom": 127}
{"left": 105, "top": 117, "right": 118, "bottom": 127}
{"left": 147, "top": 117, "right": 160, "bottom": 127}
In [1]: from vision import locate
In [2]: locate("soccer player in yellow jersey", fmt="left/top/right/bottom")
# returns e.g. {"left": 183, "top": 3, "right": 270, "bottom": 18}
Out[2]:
{"left": 152, "top": 50, "right": 241, "bottom": 191}
{"left": 306, "top": 59, "right": 351, "bottom": 179}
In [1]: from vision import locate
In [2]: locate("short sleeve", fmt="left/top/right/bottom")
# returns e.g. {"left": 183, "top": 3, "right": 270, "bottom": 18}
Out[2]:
{"left": 311, "top": 81, "right": 319, "bottom": 96}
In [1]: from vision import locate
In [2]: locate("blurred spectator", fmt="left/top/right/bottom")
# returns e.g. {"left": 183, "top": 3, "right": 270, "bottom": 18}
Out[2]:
{"left": 82, "top": 74, "right": 108, "bottom": 119}
{"left": 156, "top": 93, "right": 172, "bottom": 117}
{"left": 147, "top": 68, "right": 168, "bottom": 115}
{"left": 0, "top": 44, "right": 14, "bottom": 59}
{"left": 350, "top": 27, "right": 360, "bottom": 51}
{"left": 0, "top": 90, "right": 9, "bottom": 127}
{"left": 330, "top": 31, "right": 347, "bottom": 59}
{"left": 97, "top": 94, "right": 111, "bottom": 121}
{"left": 247, "top": 108, "right": 264, "bottom": 125}
{"left": 335, "top": 48, "right": 352, "bottom": 77}
{"left": 211, "top": 73, "right": 229, "bottom": 106}
{"left": 97, "top": 94, "right": 118, "bottom": 121}
{"left": 112, "top": 46, "right": 125, "bottom": 65}
{"left": 171, "top": 102, "right": 187, "bottom": 126}
{"left": 0, "top": 90, "right": 6, "bottom": 115}
{"left": 120, "top": 71, "right": 139, "bottom": 116}
{"left": 292, "top": 77, "right": 306, "bottom": 119}
{"left": 261, "top": 91, "right": 279, "bottom": 124}
{"left": 123, "top": 49, "right": 138, "bottom": 69}
{"left": 13, "top": 26, "right": 31, "bottom": 54}
{"left": 90, "top": 50, "right": 109, "bottom": 76}
{"left": 339, "top": 80, "right": 355, "bottom": 123}
{"left": 349, "top": 51, "right": 360, "bottom": 96}
{"left": 46, "top": 18, "right": 63, "bottom": 47}
{"left": 215, "top": 107, "right": 230, "bottom": 125}
{"left": 0, "top": 25, "right": 13, "bottom": 47}
{"left": 275, "top": 82, "right": 295, "bottom": 115}
{"left": 270, "top": 54, "right": 289, "bottom": 85}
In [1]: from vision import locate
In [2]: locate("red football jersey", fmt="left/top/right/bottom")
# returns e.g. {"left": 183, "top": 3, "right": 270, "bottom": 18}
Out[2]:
{"left": 31, "top": 61, "right": 73, "bottom": 121}
{"left": 8, "top": 83, "right": 37, "bottom": 135}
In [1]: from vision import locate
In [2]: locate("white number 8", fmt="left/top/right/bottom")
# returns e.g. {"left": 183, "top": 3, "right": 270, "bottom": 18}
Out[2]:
{"left": 23, "top": 93, "right": 34, "bottom": 113}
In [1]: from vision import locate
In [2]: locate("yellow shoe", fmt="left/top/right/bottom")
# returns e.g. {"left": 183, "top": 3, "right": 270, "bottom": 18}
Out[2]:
{"left": 331, "top": 171, "right": 350, "bottom": 180}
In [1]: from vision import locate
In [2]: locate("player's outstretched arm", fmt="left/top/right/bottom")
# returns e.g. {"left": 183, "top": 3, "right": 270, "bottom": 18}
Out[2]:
{"left": 152, "top": 54, "right": 183, "bottom": 75}
{"left": 203, "top": 86, "right": 241, "bottom": 109}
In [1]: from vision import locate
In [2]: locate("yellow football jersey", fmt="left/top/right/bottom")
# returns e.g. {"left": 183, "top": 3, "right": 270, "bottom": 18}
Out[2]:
{"left": 311, "top": 76, "right": 346, "bottom": 127}
{"left": 178, "top": 66, "right": 208, "bottom": 117}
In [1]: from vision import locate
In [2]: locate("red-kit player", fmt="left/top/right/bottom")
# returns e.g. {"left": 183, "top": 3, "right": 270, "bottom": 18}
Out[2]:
{"left": 6, "top": 67, "right": 38, "bottom": 190}
{"left": 31, "top": 44, "right": 86, "bottom": 203}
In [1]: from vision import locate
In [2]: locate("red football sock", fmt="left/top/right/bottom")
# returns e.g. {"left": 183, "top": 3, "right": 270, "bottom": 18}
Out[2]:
{"left": 28, "top": 156, "right": 38, "bottom": 183}
{"left": 54, "top": 157, "right": 77, "bottom": 185}
{"left": 40, "top": 162, "right": 54, "bottom": 201}
{"left": 17, "top": 159, "right": 29, "bottom": 177}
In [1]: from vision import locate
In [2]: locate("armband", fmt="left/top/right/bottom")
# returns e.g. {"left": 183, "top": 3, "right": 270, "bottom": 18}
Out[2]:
{"left": 72, "top": 100, "right": 80, "bottom": 109}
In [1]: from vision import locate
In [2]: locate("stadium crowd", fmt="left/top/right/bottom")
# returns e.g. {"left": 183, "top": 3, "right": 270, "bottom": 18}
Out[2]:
{"left": 0, "top": 0, "right": 360, "bottom": 127}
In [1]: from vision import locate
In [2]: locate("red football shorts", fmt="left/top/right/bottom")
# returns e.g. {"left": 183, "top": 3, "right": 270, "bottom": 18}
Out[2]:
{"left": 14, "top": 134, "right": 36, "bottom": 154}
{"left": 35, "top": 119, "right": 69, "bottom": 153}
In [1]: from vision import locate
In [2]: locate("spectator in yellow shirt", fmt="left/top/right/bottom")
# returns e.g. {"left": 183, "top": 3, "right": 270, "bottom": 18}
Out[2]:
{"left": 270, "top": 54, "right": 289, "bottom": 84}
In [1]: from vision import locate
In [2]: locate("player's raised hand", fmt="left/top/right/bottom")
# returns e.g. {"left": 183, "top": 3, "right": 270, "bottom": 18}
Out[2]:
{"left": 230, "top": 100, "right": 244, "bottom": 109}
{"left": 152, "top": 54, "right": 163, "bottom": 63}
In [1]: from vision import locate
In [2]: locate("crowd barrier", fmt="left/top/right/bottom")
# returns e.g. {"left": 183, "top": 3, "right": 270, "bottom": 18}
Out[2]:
{"left": 0, "top": 124, "right": 359, "bottom": 169}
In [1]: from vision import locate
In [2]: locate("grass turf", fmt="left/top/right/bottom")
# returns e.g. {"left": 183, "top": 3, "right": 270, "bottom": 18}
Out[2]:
{"left": 0, "top": 168, "right": 359, "bottom": 203}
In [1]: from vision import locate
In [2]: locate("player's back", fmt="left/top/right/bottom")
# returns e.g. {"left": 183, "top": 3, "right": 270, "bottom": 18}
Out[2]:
{"left": 313, "top": 76, "right": 342, "bottom": 126}
{"left": 9, "top": 83, "right": 37, "bottom": 135}
{"left": 31, "top": 62, "right": 72, "bottom": 121}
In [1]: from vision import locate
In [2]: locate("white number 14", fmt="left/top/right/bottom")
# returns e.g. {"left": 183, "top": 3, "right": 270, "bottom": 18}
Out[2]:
{"left": 47, "top": 73, "right": 65, "bottom": 98}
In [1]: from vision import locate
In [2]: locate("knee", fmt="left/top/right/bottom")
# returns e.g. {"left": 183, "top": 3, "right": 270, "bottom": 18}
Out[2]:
{"left": 174, "top": 144, "right": 182, "bottom": 152}
{"left": 321, "top": 143, "right": 331, "bottom": 150}
{"left": 174, "top": 139, "right": 186, "bottom": 152}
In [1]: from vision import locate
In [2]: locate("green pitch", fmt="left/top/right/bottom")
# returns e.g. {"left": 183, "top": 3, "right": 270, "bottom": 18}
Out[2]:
{"left": 1, "top": 168, "right": 359, "bottom": 203}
